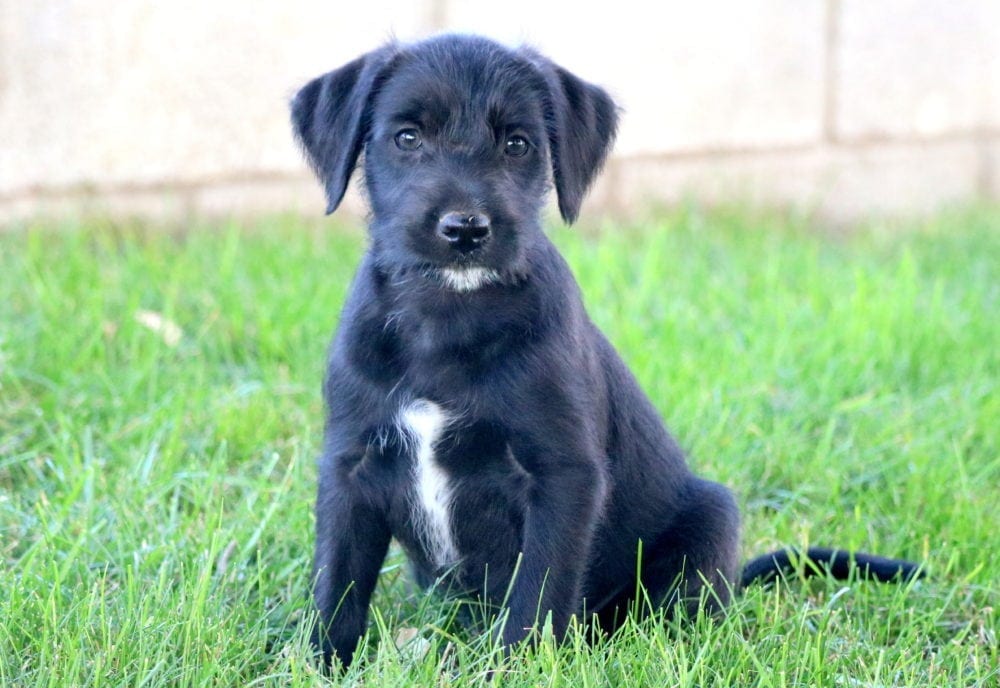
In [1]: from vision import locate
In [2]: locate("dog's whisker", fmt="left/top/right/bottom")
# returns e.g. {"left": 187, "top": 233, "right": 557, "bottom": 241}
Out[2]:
{"left": 386, "top": 375, "right": 407, "bottom": 402}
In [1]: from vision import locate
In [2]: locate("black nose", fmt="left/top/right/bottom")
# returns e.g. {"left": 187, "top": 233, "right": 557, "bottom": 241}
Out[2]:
{"left": 437, "top": 212, "right": 491, "bottom": 252}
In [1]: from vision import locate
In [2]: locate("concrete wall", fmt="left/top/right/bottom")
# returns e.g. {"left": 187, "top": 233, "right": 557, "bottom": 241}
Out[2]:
{"left": 1, "top": 0, "right": 998, "bottom": 225}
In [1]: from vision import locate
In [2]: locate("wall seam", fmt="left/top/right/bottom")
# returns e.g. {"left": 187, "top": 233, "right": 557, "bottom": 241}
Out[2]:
{"left": 823, "top": 0, "right": 841, "bottom": 144}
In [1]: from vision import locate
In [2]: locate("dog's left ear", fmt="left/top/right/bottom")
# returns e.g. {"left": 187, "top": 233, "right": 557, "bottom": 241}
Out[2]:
{"left": 291, "top": 45, "right": 396, "bottom": 214}
{"left": 531, "top": 57, "right": 619, "bottom": 224}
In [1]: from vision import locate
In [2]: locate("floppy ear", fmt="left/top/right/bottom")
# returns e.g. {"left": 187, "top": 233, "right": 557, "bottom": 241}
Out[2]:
{"left": 291, "top": 46, "right": 395, "bottom": 214}
{"left": 536, "top": 61, "right": 619, "bottom": 224}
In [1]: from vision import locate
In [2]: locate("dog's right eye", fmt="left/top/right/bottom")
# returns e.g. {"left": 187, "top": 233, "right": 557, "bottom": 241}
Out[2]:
{"left": 504, "top": 135, "right": 530, "bottom": 157}
{"left": 394, "top": 129, "right": 422, "bottom": 151}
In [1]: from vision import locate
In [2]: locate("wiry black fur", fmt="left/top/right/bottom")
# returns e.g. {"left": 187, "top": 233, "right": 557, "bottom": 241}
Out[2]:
{"left": 291, "top": 35, "right": 921, "bottom": 670}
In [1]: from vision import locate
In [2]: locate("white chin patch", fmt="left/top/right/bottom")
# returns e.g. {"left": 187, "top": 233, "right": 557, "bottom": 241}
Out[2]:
{"left": 439, "top": 267, "right": 500, "bottom": 292}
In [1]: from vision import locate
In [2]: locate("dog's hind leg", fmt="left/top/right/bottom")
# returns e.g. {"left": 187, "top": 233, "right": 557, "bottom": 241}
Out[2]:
{"left": 591, "top": 478, "right": 741, "bottom": 631}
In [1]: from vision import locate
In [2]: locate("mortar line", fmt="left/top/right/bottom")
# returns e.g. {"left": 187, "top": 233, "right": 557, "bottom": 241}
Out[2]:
{"left": 3, "top": 132, "right": 998, "bottom": 207}
{"left": 823, "top": 0, "right": 841, "bottom": 143}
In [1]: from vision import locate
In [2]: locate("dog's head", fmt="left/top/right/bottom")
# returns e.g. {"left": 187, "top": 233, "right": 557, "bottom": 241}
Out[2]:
{"left": 291, "top": 35, "right": 617, "bottom": 289}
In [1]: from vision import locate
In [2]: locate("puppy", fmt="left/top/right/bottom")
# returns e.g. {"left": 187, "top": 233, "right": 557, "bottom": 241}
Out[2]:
{"left": 291, "top": 34, "right": 920, "bottom": 669}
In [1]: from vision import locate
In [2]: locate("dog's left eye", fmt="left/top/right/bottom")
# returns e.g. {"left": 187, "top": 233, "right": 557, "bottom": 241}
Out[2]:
{"left": 504, "top": 135, "right": 530, "bottom": 157}
{"left": 394, "top": 129, "right": 422, "bottom": 151}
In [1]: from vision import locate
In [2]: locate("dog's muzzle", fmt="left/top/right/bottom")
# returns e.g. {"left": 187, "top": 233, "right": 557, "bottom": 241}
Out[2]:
{"left": 437, "top": 212, "right": 491, "bottom": 253}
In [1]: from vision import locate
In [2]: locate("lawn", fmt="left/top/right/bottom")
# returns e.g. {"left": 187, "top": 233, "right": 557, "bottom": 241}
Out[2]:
{"left": 0, "top": 206, "right": 997, "bottom": 686}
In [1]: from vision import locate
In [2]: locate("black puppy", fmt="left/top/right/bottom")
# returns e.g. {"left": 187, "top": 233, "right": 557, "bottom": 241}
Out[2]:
{"left": 291, "top": 34, "right": 920, "bottom": 669}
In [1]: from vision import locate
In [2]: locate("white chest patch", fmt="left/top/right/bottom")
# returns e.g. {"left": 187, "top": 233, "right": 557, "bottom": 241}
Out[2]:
{"left": 397, "top": 400, "right": 459, "bottom": 567}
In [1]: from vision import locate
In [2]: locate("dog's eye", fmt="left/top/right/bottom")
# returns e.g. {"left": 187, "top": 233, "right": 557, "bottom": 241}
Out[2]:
{"left": 394, "top": 129, "right": 422, "bottom": 151}
{"left": 504, "top": 135, "right": 529, "bottom": 157}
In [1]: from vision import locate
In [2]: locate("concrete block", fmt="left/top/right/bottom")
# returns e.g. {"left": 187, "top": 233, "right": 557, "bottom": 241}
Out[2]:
{"left": 836, "top": 0, "right": 1000, "bottom": 139}
{"left": 607, "top": 149, "right": 827, "bottom": 216}
{"left": 608, "top": 140, "right": 984, "bottom": 222}
{"left": 193, "top": 176, "right": 367, "bottom": 220}
{"left": 0, "top": 188, "right": 195, "bottom": 227}
{"left": 0, "top": 0, "right": 431, "bottom": 196}
{"left": 444, "top": 0, "right": 826, "bottom": 155}
{"left": 816, "top": 141, "right": 984, "bottom": 218}
{"left": 0, "top": 174, "right": 368, "bottom": 227}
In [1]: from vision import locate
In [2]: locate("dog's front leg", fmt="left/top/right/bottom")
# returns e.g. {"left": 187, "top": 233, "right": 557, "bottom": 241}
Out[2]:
{"left": 502, "top": 438, "right": 607, "bottom": 647}
{"left": 312, "top": 449, "right": 391, "bottom": 669}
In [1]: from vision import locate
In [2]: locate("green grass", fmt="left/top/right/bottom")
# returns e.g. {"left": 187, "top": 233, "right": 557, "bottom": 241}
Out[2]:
{"left": 1, "top": 206, "right": 997, "bottom": 686}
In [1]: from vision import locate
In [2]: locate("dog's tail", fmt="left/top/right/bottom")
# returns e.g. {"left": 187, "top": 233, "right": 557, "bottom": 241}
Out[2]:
{"left": 740, "top": 547, "right": 924, "bottom": 589}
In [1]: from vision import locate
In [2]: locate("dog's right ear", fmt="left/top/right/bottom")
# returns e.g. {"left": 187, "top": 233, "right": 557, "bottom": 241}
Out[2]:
{"left": 291, "top": 46, "right": 396, "bottom": 214}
